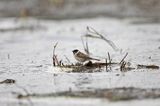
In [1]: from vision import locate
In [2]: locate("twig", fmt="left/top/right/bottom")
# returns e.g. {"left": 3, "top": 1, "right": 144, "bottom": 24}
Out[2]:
{"left": 119, "top": 53, "right": 128, "bottom": 64}
{"left": 53, "top": 42, "right": 58, "bottom": 56}
{"left": 105, "top": 58, "right": 108, "bottom": 72}
{"left": 64, "top": 55, "right": 71, "bottom": 64}
{"left": 81, "top": 36, "right": 86, "bottom": 52}
{"left": 120, "top": 61, "right": 126, "bottom": 72}
{"left": 108, "top": 52, "right": 111, "bottom": 64}
{"left": 81, "top": 36, "right": 89, "bottom": 54}
{"left": 53, "top": 56, "right": 56, "bottom": 66}
{"left": 85, "top": 34, "right": 100, "bottom": 39}
{"left": 54, "top": 55, "right": 60, "bottom": 66}
{"left": 59, "top": 60, "right": 62, "bottom": 66}
{"left": 85, "top": 37, "right": 89, "bottom": 54}
{"left": 86, "top": 26, "right": 119, "bottom": 51}
{"left": 107, "top": 52, "right": 112, "bottom": 71}
{"left": 137, "top": 64, "right": 159, "bottom": 69}
{"left": 53, "top": 42, "right": 58, "bottom": 66}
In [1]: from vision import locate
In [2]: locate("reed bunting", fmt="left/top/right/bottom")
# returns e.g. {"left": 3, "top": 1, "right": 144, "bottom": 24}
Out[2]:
{"left": 72, "top": 49, "right": 100, "bottom": 62}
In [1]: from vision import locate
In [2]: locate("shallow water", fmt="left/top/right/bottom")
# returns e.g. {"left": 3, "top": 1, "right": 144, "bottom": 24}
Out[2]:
{"left": 0, "top": 17, "right": 160, "bottom": 106}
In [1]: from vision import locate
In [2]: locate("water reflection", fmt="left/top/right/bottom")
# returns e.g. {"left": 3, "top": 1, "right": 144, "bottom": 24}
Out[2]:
{"left": 74, "top": 73, "right": 93, "bottom": 90}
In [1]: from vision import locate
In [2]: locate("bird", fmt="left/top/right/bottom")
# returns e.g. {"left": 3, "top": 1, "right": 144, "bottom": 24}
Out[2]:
{"left": 72, "top": 49, "right": 100, "bottom": 62}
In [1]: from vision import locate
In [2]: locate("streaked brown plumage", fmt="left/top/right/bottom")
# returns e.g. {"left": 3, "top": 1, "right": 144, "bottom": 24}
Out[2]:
{"left": 72, "top": 49, "right": 100, "bottom": 62}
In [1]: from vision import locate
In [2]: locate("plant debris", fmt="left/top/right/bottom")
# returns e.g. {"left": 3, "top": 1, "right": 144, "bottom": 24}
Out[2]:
{"left": 16, "top": 87, "right": 160, "bottom": 101}
{"left": 85, "top": 26, "right": 119, "bottom": 51}
{"left": 137, "top": 64, "right": 159, "bottom": 69}
{"left": 61, "top": 61, "right": 118, "bottom": 72}
{"left": 52, "top": 27, "right": 159, "bottom": 73}
{"left": 0, "top": 79, "right": 16, "bottom": 84}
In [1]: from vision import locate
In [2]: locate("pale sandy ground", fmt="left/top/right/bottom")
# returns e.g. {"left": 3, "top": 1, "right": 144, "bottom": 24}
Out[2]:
{"left": 0, "top": 17, "right": 160, "bottom": 106}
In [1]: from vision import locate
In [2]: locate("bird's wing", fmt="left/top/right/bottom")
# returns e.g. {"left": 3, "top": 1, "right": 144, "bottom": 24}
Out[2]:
{"left": 76, "top": 51, "right": 100, "bottom": 61}
{"left": 76, "top": 52, "right": 89, "bottom": 58}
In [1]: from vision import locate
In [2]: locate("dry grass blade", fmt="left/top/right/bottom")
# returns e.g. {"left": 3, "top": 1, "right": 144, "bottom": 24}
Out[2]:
{"left": 81, "top": 36, "right": 89, "bottom": 54}
{"left": 54, "top": 55, "right": 61, "bottom": 66}
{"left": 137, "top": 64, "right": 159, "bottom": 69}
{"left": 85, "top": 34, "right": 100, "bottom": 39}
{"left": 64, "top": 55, "right": 71, "bottom": 64}
{"left": 120, "top": 61, "right": 126, "bottom": 72}
{"left": 119, "top": 53, "right": 128, "bottom": 64}
{"left": 53, "top": 57, "right": 55, "bottom": 66}
{"left": 53, "top": 42, "right": 58, "bottom": 66}
{"left": 105, "top": 59, "right": 108, "bottom": 72}
{"left": 85, "top": 37, "right": 89, "bottom": 54}
{"left": 86, "top": 26, "right": 119, "bottom": 51}
{"left": 108, "top": 52, "right": 111, "bottom": 64}
{"left": 53, "top": 42, "right": 58, "bottom": 55}
{"left": 107, "top": 52, "right": 112, "bottom": 71}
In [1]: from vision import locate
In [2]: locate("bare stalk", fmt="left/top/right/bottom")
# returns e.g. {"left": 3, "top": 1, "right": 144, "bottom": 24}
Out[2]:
{"left": 64, "top": 55, "right": 71, "bottom": 64}
{"left": 85, "top": 26, "right": 119, "bottom": 51}
{"left": 119, "top": 53, "right": 128, "bottom": 64}
{"left": 105, "top": 58, "right": 108, "bottom": 72}
{"left": 108, "top": 52, "right": 111, "bottom": 64}
{"left": 53, "top": 42, "right": 58, "bottom": 66}
{"left": 81, "top": 36, "right": 89, "bottom": 54}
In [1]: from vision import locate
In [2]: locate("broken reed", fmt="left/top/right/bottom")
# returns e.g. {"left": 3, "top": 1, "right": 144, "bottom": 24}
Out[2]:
{"left": 53, "top": 42, "right": 60, "bottom": 66}
{"left": 85, "top": 26, "right": 119, "bottom": 52}
{"left": 81, "top": 36, "right": 89, "bottom": 54}
{"left": 137, "top": 64, "right": 159, "bottom": 69}
{"left": 120, "top": 61, "right": 126, "bottom": 72}
{"left": 105, "top": 58, "right": 108, "bottom": 72}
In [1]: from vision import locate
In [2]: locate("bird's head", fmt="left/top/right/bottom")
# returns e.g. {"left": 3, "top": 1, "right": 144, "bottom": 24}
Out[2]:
{"left": 72, "top": 49, "right": 79, "bottom": 54}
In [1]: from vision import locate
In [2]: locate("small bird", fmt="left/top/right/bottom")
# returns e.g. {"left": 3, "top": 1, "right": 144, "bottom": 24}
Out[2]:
{"left": 72, "top": 49, "right": 100, "bottom": 62}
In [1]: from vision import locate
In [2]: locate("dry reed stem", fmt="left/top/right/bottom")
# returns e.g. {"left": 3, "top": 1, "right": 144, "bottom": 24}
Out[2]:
{"left": 53, "top": 42, "right": 58, "bottom": 66}
{"left": 137, "top": 64, "right": 159, "bottom": 69}
{"left": 85, "top": 26, "right": 119, "bottom": 51}
{"left": 120, "top": 53, "right": 128, "bottom": 64}
{"left": 64, "top": 55, "right": 72, "bottom": 64}
{"left": 120, "top": 61, "right": 126, "bottom": 72}
{"left": 108, "top": 52, "right": 111, "bottom": 63}
{"left": 105, "top": 58, "right": 108, "bottom": 72}
{"left": 81, "top": 36, "right": 89, "bottom": 54}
